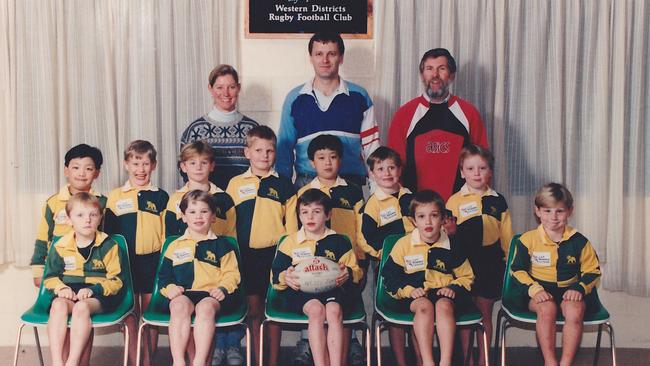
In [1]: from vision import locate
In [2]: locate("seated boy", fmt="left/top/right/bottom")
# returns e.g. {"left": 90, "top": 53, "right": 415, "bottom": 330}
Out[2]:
{"left": 226, "top": 125, "right": 296, "bottom": 366}
{"left": 104, "top": 140, "right": 169, "bottom": 366}
{"left": 45, "top": 192, "right": 125, "bottom": 366}
{"left": 158, "top": 190, "right": 241, "bottom": 366}
{"left": 165, "top": 140, "right": 236, "bottom": 238}
{"left": 285, "top": 134, "right": 365, "bottom": 365}
{"left": 382, "top": 190, "right": 474, "bottom": 366}
{"left": 357, "top": 146, "right": 414, "bottom": 366}
{"left": 510, "top": 183, "right": 601, "bottom": 366}
{"left": 272, "top": 189, "right": 362, "bottom": 366}
{"left": 31, "top": 143, "right": 106, "bottom": 287}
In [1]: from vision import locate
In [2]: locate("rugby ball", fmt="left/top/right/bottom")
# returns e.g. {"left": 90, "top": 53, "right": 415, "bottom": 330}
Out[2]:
{"left": 294, "top": 256, "right": 341, "bottom": 294}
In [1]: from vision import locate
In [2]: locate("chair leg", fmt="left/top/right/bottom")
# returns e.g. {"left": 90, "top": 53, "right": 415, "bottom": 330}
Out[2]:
{"left": 135, "top": 321, "right": 147, "bottom": 366}
{"left": 123, "top": 322, "right": 130, "bottom": 366}
{"left": 245, "top": 324, "right": 251, "bottom": 366}
{"left": 465, "top": 326, "right": 475, "bottom": 366}
{"left": 375, "top": 321, "right": 383, "bottom": 366}
{"left": 12, "top": 323, "right": 25, "bottom": 366}
{"left": 606, "top": 322, "right": 617, "bottom": 366}
{"left": 480, "top": 323, "right": 489, "bottom": 366}
{"left": 593, "top": 324, "right": 603, "bottom": 366}
{"left": 365, "top": 325, "right": 371, "bottom": 366}
{"left": 259, "top": 319, "right": 266, "bottom": 366}
{"left": 493, "top": 309, "right": 503, "bottom": 366}
{"left": 500, "top": 323, "right": 508, "bottom": 366}
{"left": 33, "top": 327, "right": 44, "bottom": 366}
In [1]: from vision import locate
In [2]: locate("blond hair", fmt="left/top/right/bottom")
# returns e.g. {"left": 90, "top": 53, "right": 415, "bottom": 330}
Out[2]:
{"left": 65, "top": 192, "right": 102, "bottom": 216}
{"left": 124, "top": 140, "right": 157, "bottom": 163}
{"left": 179, "top": 140, "right": 215, "bottom": 163}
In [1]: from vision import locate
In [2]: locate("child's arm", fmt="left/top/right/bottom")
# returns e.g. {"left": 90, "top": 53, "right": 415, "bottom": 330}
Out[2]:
{"left": 158, "top": 246, "right": 182, "bottom": 299}
{"left": 214, "top": 243, "right": 241, "bottom": 295}
{"left": 284, "top": 193, "right": 299, "bottom": 234}
{"left": 223, "top": 202, "right": 237, "bottom": 238}
{"left": 270, "top": 242, "right": 294, "bottom": 291}
{"left": 42, "top": 245, "right": 70, "bottom": 295}
{"left": 510, "top": 237, "right": 545, "bottom": 298}
{"left": 358, "top": 204, "right": 383, "bottom": 259}
{"left": 500, "top": 208, "right": 514, "bottom": 256}
{"left": 163, "top": 199, "right": 181, "bottom": 238}
{"left": 381, "top": 242, "right": 425, "bottom": 299}
{"left": 88, "top": 240, "right": 124, "bottom": 297}
{"left": 449, "top": 257, "right": 475, "bottom": 293}
{"left": 571, "top": 240, "right": 601, "bottom": 295}
{"left": 336, "top": 236, "right": 363, "bottom": 286}
{"left": 30, "top": 202, "right": 54, "bottom": 281}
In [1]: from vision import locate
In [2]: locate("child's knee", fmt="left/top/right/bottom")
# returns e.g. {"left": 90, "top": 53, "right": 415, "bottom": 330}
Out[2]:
{"left": 50, "top": 298, "right": 70, "bottom": 315}
{"left": 562, "top": 300, "right": 586, "bottom": 321}
{"left": 304, "top": 301, "right": 326, "bottom": 321}
{"left": 536, "top": 301, "right": 558, "bottom": 320}
{"left": 435, "top": 298, "right": 454, "bottom": 314}
{"left": 71, "top": 301, "right": 92, "bottom": 318}
{"left": 195, "top": 299, "right": 219, "bottom": 317}
{"left": 325, "top": 302, "right": 342, "bottom": 321}
{"left": 411, "top": 298, "right": 434, "bottom": 315}
{"left": 169, "top": 298, "right": 193, "bottom": 315}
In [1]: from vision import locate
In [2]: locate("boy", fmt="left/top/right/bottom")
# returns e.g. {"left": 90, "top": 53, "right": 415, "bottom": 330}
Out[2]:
{"left": 510, "top": 183, "right": 601, "bottom": 366}
{"left": 45, "top": 192, "right": 125, "bottom": 366}
{"left": 31, "top": 143, "right": 106, "bottom": 287}
{"left": 226, "top": 125, "right": 296, "bottom": 366}
{"left": 446, "top": 144, "right": 512, "bottom": 365}
{"left": 272, "top": 189, "right": 362, "bottom": 366}
{"left": 382, "top": 190, "right": 474, "bottom": 366}
{"left": 159, "top": 190, "right": 241, "bottom": 366}
{"left": 164, "top": 141, "right": 239, "bottom": 364}
{"left": 285, "top": 134, "right": 366, "bottom": 365}
{"left": 358, "top": 146, "right": 414, "bottom": 366}
{"left": 104, "top": 140, "right": 169, "bottom": 366}
{"left": 165, "top": 140, "right": 236, "bottom": 238}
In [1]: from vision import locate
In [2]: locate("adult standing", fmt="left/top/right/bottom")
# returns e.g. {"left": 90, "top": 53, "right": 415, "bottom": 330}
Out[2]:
{"left": 388, "top": 48, "right": 488, "bottom": 201}
{"left": 277, "top": 32, "right": 380, "bottom": 189}
{"left": 179, "top": 64, "right": 257, "bottom": 366}
{"left": 180, "top": 64, "right": 259, "bottom": 190}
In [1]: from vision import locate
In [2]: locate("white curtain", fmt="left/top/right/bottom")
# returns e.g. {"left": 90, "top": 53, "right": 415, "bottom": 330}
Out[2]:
{"left": 1, "top": 0, "right": 238, "bottom": 266}
{"left": 375, "top": 0, "right": 649, "bottom": 295}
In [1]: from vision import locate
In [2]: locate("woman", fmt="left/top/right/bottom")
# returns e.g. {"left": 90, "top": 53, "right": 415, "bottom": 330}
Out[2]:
{"left": 180, "top": 64, "right": 259, "bottom": 190}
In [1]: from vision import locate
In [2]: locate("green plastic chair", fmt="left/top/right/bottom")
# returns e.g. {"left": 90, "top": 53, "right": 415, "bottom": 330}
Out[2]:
{"left": 260, "top": 236, "right": 370, "bottom": 366}
{"left": 493, "top": 234, "right": 617, "bottom": 366}
{"left": 372, "top": 234, "right": 489, "bottom": 366}
{"left": 13, "top": 234, "right": 134, "bottom": 366}
{"left": 136, "top": 235, "right": 250, "bottom": 366}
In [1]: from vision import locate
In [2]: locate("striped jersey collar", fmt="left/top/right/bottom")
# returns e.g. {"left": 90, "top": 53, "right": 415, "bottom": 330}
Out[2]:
{"left": 459, "top": 184, "right": 498, "bottom": 197}
{"left": 178, "top": 229, "right": 218, "bottom": 242}
{"left": 410, "top": 229, "right": 451, "bottom": 250}
{"left": 121, "top": 180, "right": 159, "bottom": 192}
{"left": 299, "top": 77, "right": 350, "bottom": 97}
{"left": 536, "top": 224, "right": 578, "bottom": 245}
{"left": 374, "top": 185, "right": 411, "bottom": 201}
{"left": 296, "top": 227, "right": 337, "bottom": 244}
{"left": 57, "top": 185, "right": 102, "bottom": 201}
{"left": 308, "top": 176, "right": 348, "bottom": 189}
{"left": 57, "top": 230, "right": 108, "bottom": 249}
{"left": 242, "top": 168, "right": 279, "bottom": 179}
{"left": 178, "top": 182, "right": 222, "bottom": 194}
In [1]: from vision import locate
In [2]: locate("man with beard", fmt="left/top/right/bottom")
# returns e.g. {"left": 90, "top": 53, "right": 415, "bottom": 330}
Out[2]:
{"left": 388, "top": 48, "right": 488, "bottom": 201}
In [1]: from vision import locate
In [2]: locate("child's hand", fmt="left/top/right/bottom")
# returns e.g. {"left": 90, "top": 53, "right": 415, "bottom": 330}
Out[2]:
{"left": 437, "top": 287, "right": 456, "bottom": 299}
{"left": 410, "top": 287, "right": 427, "bottom": 299}
{"left": 57, "top": 287, "right": 75, "bottom": 300}
{"left": 533, "top": 290, "right": 553, "bottom": 303}
{"left": 443, "top": 216, "right": 457, "bottom": 236}
{"left": 167, "top": 286, "right": 185, "bottom": 299}
{"left": 76, "top": 288, "right": 94, "bottom": 300}
{"left": 563, "top": 289, "right": 583, "bottom": 302}
{"left": 335, "top": 264, "right": 349, "bottom": 287}
{"left": 210, "top": 288, "right": 226, "bottom": 301}
{"left": 284, "top": 267, "right": 301, "bottom": 291}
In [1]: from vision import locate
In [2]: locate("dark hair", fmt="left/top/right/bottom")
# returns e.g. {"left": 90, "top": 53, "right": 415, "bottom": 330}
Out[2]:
{"left": 179, "top": 190, "right": 218, "bottom": 215}
{"left": 408, "top": 190, "right": 447, "bottom": 219}
{"left": 124, "top": 140, "right": 157, "bottom": 163}
{"left": 246, "top": 125, "right": 277, "bottom": 146}
{"left": 308, "top": 32, "right": 345, "bottom": 55}
{"left": 419, "top": 48, "right": 457, "bottom": 74}
{"left": 208, "top": 64, "right": 239, "bottom": 87}
{"left": 307, "top": 134, "right": 343, "bottom": 160}
{"left": 366, "top": 146, "right": 402, "bottom": 170}
{"left": 297, "top": 188, "right": 333, "bottom": 216}
{"left": 65, "top": 191, "right": 102, "bottom": 216}
{"left": 458, "top": 144, "right": 495, "bottom": 170}
{"left": 64, "top": 144, "right": 103, "bottom": 170}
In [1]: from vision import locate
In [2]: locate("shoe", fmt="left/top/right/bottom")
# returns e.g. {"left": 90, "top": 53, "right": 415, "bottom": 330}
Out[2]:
{"left": 212, "top": 347, "right": 226, "bottom": 366}
{"left": 226, "top": 346, "right": 244, "bottom": 366}
{"left": 293, "top": 339, "right": 313, "bottom": 366}
{"left": 349, "top": 338, "right": 365, "bottom": 366}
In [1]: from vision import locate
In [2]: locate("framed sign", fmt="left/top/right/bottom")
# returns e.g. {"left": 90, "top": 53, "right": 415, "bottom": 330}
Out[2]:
{"left": 246, "top": 0, "right": 373, "bottom": 39}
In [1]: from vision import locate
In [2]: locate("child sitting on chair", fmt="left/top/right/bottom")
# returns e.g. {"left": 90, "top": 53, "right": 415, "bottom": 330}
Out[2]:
{"left": 510, "top": 183, "right": 601, "bottom": 366}
{"left": 45, "top": 192, "right": 125, "bottom": 366}
{"left": 158, "top": 190, "right": 241, "bottom": 366}
{"left": 272, "top": 189, "right": 362, "bottom": 366}
{"left": 382, "top": 190, "right": 474, "bottom": 366}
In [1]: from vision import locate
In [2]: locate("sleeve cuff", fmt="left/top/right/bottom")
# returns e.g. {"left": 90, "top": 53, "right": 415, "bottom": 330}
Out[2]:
{"left": 401, "top": 285, "right": 415, "bottom": 298}
{"left": 528, "top": 283, "right": 545, "bottom": 298}
{"left": 570, "top": 283, "right": 587, "bottom": 295}
{"left": 89, "top": 284, "right": 103, "bottom": 296}
{"left": 54, "top": 285, "right": 70, "bottom": 294}
{"left": 31, "top": 265, "right": 44, "bottom": 279}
